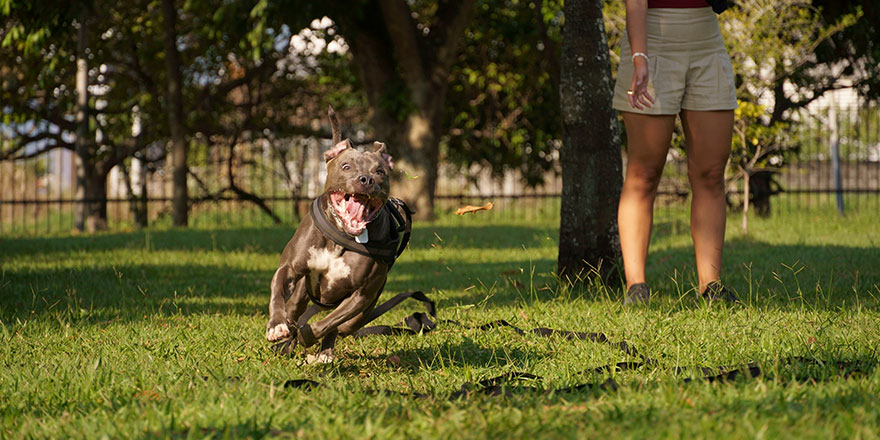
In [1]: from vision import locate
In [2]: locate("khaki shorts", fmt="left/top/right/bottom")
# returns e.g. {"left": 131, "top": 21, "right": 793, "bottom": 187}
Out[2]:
{"left": 612, "top": 7, "right": 737, "bottom": 115}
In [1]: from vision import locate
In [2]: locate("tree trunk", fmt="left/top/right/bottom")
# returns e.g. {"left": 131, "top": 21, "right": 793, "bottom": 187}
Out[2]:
{"left": 121, "top": 155, "right": 149, "bottom": 228}
{"left": 83, "top": 169, "right": 108, "bottom": 233}
{"left": 557, "top": 0, "right": 623, "bottom": 282}
{"left": 371, "top": 107, "right": 442, "bottom": 220}
{"left": 74, "top": 5, "right": 92, "bottom": 232}
{"left": 162, "top": 0, "right": 188, "bottom": 227}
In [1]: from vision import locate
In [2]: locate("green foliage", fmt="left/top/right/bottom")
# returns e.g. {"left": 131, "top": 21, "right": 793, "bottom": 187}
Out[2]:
{"left": 444, "top": 0, "right": 563, "bottom": 186}
{"left": 813, "top": 1, "right": 879, "bottom": 99}
{"left": 722, "top": 0, "right": 860, "bottom": 111}
{"left": 731, "top": 101, "right": 790, "bottom": 164}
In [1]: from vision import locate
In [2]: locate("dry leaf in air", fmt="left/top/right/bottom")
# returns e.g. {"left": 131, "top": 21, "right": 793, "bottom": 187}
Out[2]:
{"left": 454, "top": 202, "right": 494, "bottom": 215}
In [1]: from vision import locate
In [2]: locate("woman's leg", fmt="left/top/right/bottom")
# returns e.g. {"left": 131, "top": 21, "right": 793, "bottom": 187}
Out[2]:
{"left": 679, "top": 109, "right": 734, "bottom": 293}
{"left": 618, "top": 112, "right": 677, "bottom": 289}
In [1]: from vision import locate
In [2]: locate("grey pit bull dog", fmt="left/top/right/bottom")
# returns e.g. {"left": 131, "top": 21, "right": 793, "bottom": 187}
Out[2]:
{"left": 265, "top": 108, "right": 399, "bottom": 363}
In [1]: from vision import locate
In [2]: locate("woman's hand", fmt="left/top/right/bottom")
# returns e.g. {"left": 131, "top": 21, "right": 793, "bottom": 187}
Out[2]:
{"left": 628, "top": 56, "right": 655, "bottom": 110}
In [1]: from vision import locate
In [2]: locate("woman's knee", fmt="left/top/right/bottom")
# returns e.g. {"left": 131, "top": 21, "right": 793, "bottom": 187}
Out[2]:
{"left": 687, "top": 165, "right": 725, "bottom": 192}
{"left": 624, "top": 165, "right": 664, "bottom": 194}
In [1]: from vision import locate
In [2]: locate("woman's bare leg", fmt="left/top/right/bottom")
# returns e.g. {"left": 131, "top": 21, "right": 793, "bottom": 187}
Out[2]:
{"left": 618, "top": 112, "right": 677, "bottom": 289}
{"left": 680, "top": 109, "right": 734, "bottom": 293}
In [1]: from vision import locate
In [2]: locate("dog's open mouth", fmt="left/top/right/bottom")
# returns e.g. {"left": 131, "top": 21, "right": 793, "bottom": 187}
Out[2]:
{"left": 329, "top": 191, "right": 385, "bottom": 236}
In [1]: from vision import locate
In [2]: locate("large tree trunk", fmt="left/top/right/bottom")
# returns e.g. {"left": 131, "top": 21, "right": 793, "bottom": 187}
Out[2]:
{"left": 557, "top": 0, "right": 623, "bottom": 282}
{"left": 370, "top": 103, "right": 443, "bottom": 219}
{"left": 73, "top": 5, "right": 102, "bottom": 232}
{"left": 162, "top": 0, "right": 188, "bottom": 227}
{"left": 82, "top": 169, "right": 109, "bottom": 233}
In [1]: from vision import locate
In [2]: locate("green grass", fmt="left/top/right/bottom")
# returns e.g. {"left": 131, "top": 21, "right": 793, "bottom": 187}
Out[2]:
{"left": 1, "top": 206, "right": 879, "bottom": 438}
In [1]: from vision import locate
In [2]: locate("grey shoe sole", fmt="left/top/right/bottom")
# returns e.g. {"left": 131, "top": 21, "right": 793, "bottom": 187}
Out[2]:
{"left": 624, "top": 283, "right": 650, "bottom": 305}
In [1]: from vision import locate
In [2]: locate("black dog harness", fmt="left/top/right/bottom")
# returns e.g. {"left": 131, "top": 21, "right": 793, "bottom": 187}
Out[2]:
{"left": 299, "top": 196, "right": 413, "bottom": 312}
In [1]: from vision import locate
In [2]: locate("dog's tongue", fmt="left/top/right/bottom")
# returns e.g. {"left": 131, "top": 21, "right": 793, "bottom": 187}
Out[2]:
{"left": 347, "top": 197, "right": 365, "bottom": 219}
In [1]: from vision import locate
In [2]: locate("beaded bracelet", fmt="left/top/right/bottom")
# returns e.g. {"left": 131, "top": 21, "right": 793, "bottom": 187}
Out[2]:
{"left": 631, "top": 52, "right": 649, "bottom": 62}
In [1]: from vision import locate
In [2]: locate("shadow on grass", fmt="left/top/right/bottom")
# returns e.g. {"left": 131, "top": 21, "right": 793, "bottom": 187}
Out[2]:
{"left": 409, "top": 224, "right": 559, "bottom": 250}
{"left": 0, "top": 226, "right": 296, "bottom": 257}
{"left": 646, "top": 237, "right": 880, "bottom": 308}
{"left": 2, "top": 223, "right": 878, "bottom": 325}
{"left": 0, "top": 222, "right": 559, "bottom": 257}
{"left": 0, "top": 262, "right": 266, "bottom": 323}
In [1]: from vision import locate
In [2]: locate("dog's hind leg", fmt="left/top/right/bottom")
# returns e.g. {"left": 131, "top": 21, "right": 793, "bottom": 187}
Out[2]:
{"left": 297, "top": 291, "right": 376, "bottom": 347}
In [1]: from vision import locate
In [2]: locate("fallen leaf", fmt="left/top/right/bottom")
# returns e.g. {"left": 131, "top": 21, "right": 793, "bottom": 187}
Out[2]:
{"left": 386, "top": 355, "right": 401, "bottom": 367}
{"left": 454, "top": 202, "right": 494, "bottom": 216}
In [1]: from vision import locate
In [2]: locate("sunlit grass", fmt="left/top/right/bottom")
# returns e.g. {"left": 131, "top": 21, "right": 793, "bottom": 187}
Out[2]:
{"left": 1, "top": 206, "right": 878, "bottom": 438}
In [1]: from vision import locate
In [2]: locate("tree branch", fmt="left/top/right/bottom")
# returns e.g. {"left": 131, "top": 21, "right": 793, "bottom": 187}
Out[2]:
{"left": 96, "top": 136, "right": 145, "bottom": 173}
{"left": 196, "top": 52, "right": 282, "bottom": 111}
{"left": 1, "top": 131, "right": 74, "bottom": 161}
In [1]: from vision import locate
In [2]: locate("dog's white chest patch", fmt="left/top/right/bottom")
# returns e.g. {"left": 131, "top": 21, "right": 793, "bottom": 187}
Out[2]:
{"left": 306, "top": 246, "right": 351, "bottom": 289}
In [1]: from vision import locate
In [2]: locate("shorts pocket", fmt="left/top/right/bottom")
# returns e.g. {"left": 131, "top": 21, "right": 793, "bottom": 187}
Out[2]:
{"left": 715, "top": 52, "right": 736, "bottom": 97}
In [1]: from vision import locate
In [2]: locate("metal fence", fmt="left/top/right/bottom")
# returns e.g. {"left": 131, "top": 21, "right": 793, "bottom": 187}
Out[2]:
{"left": 2, "top": 104, "right": 879, "bottom": 236}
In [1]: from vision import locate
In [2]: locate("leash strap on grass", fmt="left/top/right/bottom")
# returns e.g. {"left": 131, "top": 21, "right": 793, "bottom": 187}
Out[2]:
{"left": 279, "top": 355, "right": 869, "bottom": 400}
{"left": 275, "top": 292, "right": 873, "bottom": 398}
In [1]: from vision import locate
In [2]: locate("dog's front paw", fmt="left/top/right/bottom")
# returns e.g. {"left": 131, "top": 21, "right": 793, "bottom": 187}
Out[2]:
{"left": 266, "top": 322, "right": 291, "bottom": 342}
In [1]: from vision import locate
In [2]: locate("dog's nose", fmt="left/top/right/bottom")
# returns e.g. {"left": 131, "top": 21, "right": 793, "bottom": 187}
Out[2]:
{"left": 358, "top": 175, "right": 373, "bottom": 186}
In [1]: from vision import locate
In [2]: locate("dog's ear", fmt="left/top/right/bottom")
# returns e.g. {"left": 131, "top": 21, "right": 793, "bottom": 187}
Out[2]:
{"left": 373, "top": 141, "right": 394, "bottom": 170}
{"left": 328, "top": 105, "right": 341, "bottom": 145}
{"left": 324, "top": 139, "right": 351, "bottom": 162}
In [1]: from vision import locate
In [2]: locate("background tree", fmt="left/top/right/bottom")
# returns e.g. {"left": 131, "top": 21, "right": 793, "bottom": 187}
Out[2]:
{"left": 721, "top": 0, "right": 859, "bottom": 224}
{"left": 287, "top": 0, "right": 476, "bottom": 219}
{"left": 1, "top": 0, "right": 149, "bottom": 232}
{"left": 557, "top": 0, "right": 622, "bottom": 282}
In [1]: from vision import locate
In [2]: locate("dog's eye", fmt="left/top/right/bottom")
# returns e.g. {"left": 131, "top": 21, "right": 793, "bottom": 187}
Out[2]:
{"left": 341, "top": 163, "right": 350, "bottom": 171}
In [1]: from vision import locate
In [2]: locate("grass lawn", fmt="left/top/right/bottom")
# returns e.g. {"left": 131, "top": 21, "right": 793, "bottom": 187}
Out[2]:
{"left": 1, "top": 205, "right": 879, "bottom": 438}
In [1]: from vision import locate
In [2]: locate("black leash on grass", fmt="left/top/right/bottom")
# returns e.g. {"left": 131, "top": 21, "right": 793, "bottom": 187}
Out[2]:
{"left": 272, "top": 291, "right": 871, "bottom": 399}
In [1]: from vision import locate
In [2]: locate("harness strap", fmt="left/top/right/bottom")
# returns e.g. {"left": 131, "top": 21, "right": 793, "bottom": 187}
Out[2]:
{"left": 302, "top": 196, "right": 413, "bottom": 310}
{"left": 387, "top": 197, "right": 414, "bottom": 265}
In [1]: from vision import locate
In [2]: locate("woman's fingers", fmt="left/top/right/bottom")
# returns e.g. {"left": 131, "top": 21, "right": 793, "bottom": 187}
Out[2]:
{"left": 638, "top": 91, "right": 654, "bottom": 108}
{"left": 629, "top": 66, "right": 653, "bottom": 110}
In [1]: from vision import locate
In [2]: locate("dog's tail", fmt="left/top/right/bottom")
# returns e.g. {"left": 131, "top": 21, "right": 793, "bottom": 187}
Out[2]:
{"left": 328, "top": 105, "right": 341, "bottom": 145}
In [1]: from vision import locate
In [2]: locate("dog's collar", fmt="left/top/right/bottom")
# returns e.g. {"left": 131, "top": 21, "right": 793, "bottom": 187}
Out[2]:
{"left": 310, "top": 195, "right": 413, "bottom": 267}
